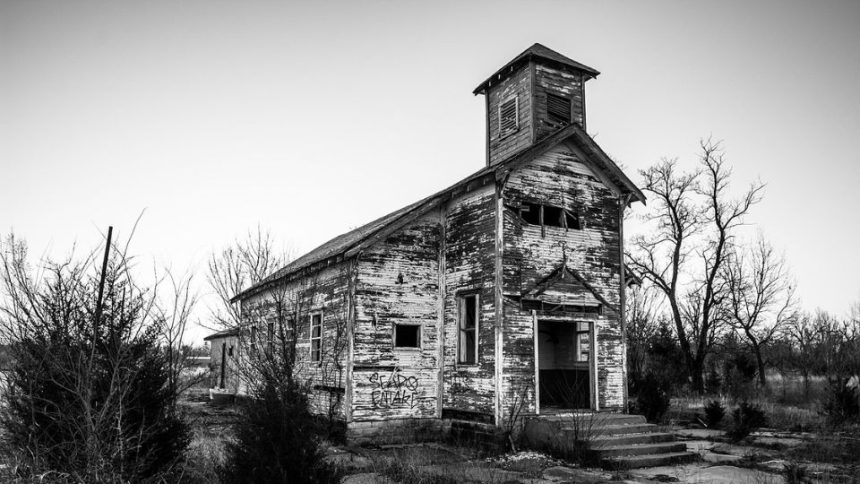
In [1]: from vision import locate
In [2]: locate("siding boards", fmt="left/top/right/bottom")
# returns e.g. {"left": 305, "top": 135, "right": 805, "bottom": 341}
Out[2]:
{"left": 501, "top": 144, "right": 626, "bottom": 411}
{"left": 442, "top": 186, "right": 497, "bottom": 416}
{"left": 534, "top": 65, "right": 585, "bottom": 141}
{"left": 352, "top": 213, "right": 441, "bottom": 421}
{"left": 488, "top": 66, "right": 533, "bottom": 166}
{"left": 243, "top": 264, "right": 352, "bottom": 418}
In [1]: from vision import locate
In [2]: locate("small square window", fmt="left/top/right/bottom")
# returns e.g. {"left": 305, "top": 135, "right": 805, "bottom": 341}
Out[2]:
{"left": 394, "top": 324, "right": 421, "bottom": 349}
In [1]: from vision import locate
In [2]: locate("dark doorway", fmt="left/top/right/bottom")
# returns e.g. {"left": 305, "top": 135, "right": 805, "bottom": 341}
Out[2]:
{"left": 537, "top": 320, "right": 591, "bottom": 410}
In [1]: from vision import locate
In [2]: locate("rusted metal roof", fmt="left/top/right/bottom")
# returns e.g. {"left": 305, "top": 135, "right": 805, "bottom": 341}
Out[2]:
{"left": 232, "top": 124, "right": 643, "bottom": 302}
{"left": 473, "top": 43, "right": 600, "bottom": 95}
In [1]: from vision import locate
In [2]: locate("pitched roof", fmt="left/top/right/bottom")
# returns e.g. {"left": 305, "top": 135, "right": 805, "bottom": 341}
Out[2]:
{"left": 232, "top": 124, "right": 643, "bottom": 302}
{"left": 203, "top": 328, "right": 239, "bottom": 341}
{"left": 473, "top": 43, "right": 600, "bottom": 95}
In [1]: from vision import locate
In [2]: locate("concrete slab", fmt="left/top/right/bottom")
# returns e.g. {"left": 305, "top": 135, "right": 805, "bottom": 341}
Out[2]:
{"left": 629, "top": 464, "right": 782, "bottom": 483}
{"left": 341, "top": 472, "right": 395, "bottom": 484}
{"left": 682, "top": 440, "right": 716, "bottom": 452}
{"left": 674, "top": 428, "right": 723, "bottom": 439}
{"left": 542, "top": 465, "right": 615, "bottom": 483}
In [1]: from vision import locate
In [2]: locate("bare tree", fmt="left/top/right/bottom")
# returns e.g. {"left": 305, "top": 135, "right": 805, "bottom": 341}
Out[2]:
{"left": 207, "top": 226, "right": 287, "bottom": 331}
{"left": 626, "top": 284, "right": 661, "bottom": 388}
{"left": 723, "top": 236, "right": 796, "bottom": 387}
{"left": 156, "top": 269, "right": 200, "bottom": 402}
{"left": 628, "top": 139, "right": 765, "bottom": 392}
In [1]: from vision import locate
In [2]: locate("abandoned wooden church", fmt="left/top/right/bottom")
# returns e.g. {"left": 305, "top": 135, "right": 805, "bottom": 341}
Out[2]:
{"left": 229, "top": 43, "right": 646, "bottom": 443}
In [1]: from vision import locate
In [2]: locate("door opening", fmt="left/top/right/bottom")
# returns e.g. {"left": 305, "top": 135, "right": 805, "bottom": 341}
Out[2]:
{"left": 537, "top": 320, "right": 592, "bottom": 410}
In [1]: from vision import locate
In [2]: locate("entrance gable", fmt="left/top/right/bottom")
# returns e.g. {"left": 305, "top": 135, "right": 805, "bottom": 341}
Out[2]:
{"left": 523, "top": 260, "right": 615, "bottom": 313}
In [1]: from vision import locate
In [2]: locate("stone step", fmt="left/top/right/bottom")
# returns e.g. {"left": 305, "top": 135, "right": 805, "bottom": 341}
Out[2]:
{"left": 588, "top": 431, "right": 676, "bottom": 448}
{"left": 538, "top": 414, "right": 646, "bottom": 426}
{"left": 592, "top": 441, "right": 688, "bottom": 458}
{"left": 563, "top": 422, "right": 657, "bottom": 436}
{"left": 602, "top": 451, "right": 698, "bottom": 470}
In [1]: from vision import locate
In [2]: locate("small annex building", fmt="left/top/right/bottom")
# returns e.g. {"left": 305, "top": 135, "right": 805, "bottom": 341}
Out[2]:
{"left": 231, "top": 43, "right": 645, "bottom": 443}
{"left": 203, "top": 328, "right": 240, "bottom": 393}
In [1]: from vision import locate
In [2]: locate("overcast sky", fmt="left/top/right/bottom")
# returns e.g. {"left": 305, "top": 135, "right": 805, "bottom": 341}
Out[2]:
{"left": 2, "top": 0, "right": 859, "bottom": 344}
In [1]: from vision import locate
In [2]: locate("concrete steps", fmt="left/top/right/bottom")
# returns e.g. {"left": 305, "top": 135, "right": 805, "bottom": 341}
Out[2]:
{"left": 602, "top": 451, "right": 697, "bottom": 470}
{"left": 523, "top": 413, "right": 698, "bottom": 469}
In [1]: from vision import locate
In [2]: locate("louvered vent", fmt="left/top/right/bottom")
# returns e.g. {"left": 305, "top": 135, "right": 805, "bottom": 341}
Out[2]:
{"left": 547, "top": 93, "right": 571, "bottom": 128}
{"left": 498, "top": 97, "right": 518, "bottom": 137}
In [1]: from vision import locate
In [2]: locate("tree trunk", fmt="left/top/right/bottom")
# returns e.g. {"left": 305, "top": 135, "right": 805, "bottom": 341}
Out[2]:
{"left": 753, "top": 343, "right": 767, "bottom": 388}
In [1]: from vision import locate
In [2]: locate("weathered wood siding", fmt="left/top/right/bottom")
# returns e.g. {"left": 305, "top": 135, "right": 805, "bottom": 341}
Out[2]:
{"left": 501, "top": 143, "right": 626, "bottom": 412}
{"left": 533, "top": 65, "right": 585, "bottom": 140}
{"left": 207, "top": 334, "right": 240, "bottom": 392}
{"left": 442, "top": 186, "right": 497, "bottom": 417}
{"left": 488, "top": 63, "right": 533, "bottom": 166}
{"left": 352, "top": 213, "right": 441, "bottom": 421}
{"left": 242, "top": 263, "right": 352, "bottom": 419}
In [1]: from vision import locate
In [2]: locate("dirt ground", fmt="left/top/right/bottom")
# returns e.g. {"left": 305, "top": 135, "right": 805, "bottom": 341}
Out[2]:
{"left": 180, "top": 392, "right": 859, "bottom": 483}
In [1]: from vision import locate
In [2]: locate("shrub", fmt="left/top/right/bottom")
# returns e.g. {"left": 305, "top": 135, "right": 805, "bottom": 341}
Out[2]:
{"left": 220, "top": 379, "right": 340, "bottom": 483}
{"left": 704, "top": 400, "right": 726, "bottom": 429}
{"left": 820, "top": 377, "right": 860, "bottom": 425}
{"left": 784, "top": 460, "right": 809, "bottom": 484}
{"left": 635, "top": 373, "right": 671, "bottom": 423}
{"left": 726, "top": 402, "right": 767, "bottom": 442}
{"left": 0, "top": 237, "right": 190, "bottom": 482}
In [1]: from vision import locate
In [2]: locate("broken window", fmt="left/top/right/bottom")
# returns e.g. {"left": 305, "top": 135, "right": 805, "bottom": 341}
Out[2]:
{"left": 394, "top": 324, "right": 421, "bottom": 349}
{"left": 547, "top": 92, "right": 571, "bottom": 127}
{"left": 310, "top": 312, "right": 322, "bottom": 363}
{"left": 458, "top": 294, "right": 479, "bottom": 365}
{"left": 498, "top": 97, "right": 518, "bottom": 137}
{"left": 543, "top": 205, "right": 564, "bottom": 227}
{"left": 575, "top": 322, "right": 590, "bottom": 363}
{"left": 515, "top": 202, "right": 582, "bottom": 230}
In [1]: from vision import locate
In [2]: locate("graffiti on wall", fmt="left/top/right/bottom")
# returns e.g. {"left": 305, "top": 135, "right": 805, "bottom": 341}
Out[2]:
{"left": 368, "top": 366, "right": 421, "bottom": 409}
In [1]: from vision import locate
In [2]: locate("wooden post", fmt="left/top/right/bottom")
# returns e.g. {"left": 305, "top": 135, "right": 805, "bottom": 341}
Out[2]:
{"left": 219, "top": 342, "right": 227, "bottom": 389}
{"left": 94, "top": 226, "right": 113, "bottom": 337}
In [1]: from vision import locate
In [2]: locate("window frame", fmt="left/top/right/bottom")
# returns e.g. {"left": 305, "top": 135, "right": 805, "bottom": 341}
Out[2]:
{"left": 546, "top": 91, "right": 572, "bottom": 127}
{"left": 515, "top": 201, "right": 582, "bottom": 230}
{"left": 249, "top": 325, "right": 258, "bottom": 353}
{"left": 266, "top": 321, "right": 274, "bottom": 354}
{"left": 309, "top": 311, "right": 323, "bottom": 364}
{"left": 392, "top": 323, "right": 422, "bottom": 350}
{"left": 457, "top": 292, "right": 480, "bottom": 366}
{"left": 498, "top": 96, "right": 519, "bottom": 138}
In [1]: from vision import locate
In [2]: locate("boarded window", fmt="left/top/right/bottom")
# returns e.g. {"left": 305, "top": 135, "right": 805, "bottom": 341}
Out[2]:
{"left": 498, "top": 97, "right": 518, "bottom": 137}
{"left": 310, "top": 313, "right": 322, "bottom": 362}
{"left": 458, "top": 294, "right": 478, "bottom": 364}
{"left": 547, "top": 92, "right": 571, "bottom": 127}
{"left": 394, "top": 324, "right": 421, "bottom": 348}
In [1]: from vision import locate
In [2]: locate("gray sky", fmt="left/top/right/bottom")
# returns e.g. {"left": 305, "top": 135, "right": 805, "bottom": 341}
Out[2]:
{"left": 2, "top": 0, "right": 859, "bottom": 344}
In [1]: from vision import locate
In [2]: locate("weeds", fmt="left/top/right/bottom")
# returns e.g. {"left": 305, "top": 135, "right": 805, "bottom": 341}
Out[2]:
{"left": 820, "top": 378, "right": 860, "bottom": 425}
{"left": 783, "top": 460, "right": 809, "bottom": 484}
{"left": 727, "top": 402, "right": 767, "bottom": 442}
